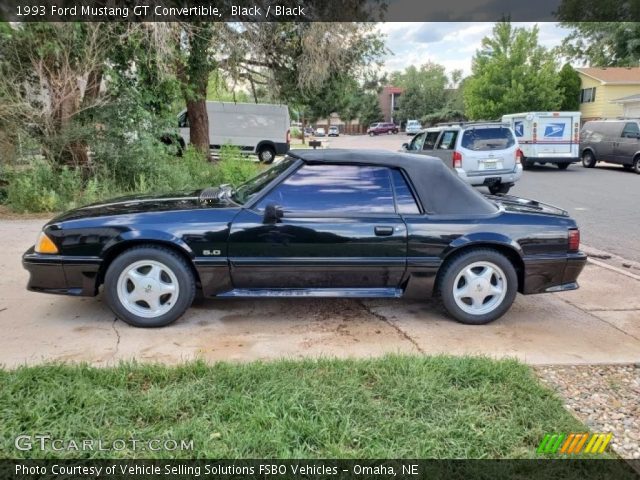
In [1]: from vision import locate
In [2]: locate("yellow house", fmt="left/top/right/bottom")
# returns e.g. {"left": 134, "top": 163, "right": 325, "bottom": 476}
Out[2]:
{"left": 576, "top": 67, "right": 640, "bottom": 121}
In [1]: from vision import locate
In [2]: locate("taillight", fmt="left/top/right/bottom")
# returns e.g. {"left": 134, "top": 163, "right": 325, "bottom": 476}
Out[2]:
{"left": 568, "top": 229, "right": 580, "bottom": 252}
{"left": 452, "top": 151, "right": 462, "bottom": 168}
{"left": 286, "top": 129, "right": 291, "bottom": 144}
{"left": 515, "top": 148, "right": 522, "bottom": 164}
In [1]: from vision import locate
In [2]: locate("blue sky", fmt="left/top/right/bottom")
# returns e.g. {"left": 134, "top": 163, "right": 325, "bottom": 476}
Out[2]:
{"left": 378, "top": 23, "right": 573, "bottom": 77}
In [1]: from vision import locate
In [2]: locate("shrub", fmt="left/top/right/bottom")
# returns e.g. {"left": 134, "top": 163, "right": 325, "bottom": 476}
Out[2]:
{"left": 5, "top": 144, "right": 263, "bottom": 213}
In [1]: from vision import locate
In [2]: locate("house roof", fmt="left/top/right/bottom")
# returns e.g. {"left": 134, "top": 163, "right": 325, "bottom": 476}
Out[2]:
{"left": 576, "top": 67, "right": 640, "bottom": 84}
{"left": 611, "top": 93, "right": 640, "bottom": 104}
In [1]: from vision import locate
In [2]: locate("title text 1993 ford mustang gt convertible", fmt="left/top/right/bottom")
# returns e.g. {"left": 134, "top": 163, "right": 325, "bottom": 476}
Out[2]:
{"left": 23, "top": 149, "right": 586, "bottom": 327}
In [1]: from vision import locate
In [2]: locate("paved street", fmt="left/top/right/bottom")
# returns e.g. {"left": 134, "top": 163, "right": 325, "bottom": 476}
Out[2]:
{"left": 320, "top": 134, "right": 640, "bottom": 262}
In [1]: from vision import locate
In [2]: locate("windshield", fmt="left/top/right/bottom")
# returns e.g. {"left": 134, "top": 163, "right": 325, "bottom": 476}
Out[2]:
{"left": 231, "top": 157, "right": 297, "bottom": 205}
{"left": 461, "top": 127, "right": 515, "bottom": 151}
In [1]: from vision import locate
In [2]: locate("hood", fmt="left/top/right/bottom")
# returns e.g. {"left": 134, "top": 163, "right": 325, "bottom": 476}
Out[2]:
{"left": 486, "top": 194, "right": 568, "bottom": 217}
{"left": 49, "top": 187, "right": 235, "bottom": 223}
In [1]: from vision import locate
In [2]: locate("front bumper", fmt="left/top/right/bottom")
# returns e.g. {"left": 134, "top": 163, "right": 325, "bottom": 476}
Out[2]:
{"left": 22, "top": 247, "right": 101, "bottom": 296}
{"left": 522, "top": 251, "right": 587, "bottom": 295}
{"left": 456, "top": 164, "right": 523, "bottom": 186}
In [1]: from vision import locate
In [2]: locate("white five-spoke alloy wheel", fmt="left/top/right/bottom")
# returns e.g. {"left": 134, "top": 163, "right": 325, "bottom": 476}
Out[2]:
{"left": 452, "top": 261, "right": 507, "bottom": 316}
{"left": 116, "top": 260, "right": 180, "bottom": 318}
{"left": 439, "top": 249, "right": 518, "bottom": 325}
{"left": 104, "top": 245, "right": 196, "bottom": 328}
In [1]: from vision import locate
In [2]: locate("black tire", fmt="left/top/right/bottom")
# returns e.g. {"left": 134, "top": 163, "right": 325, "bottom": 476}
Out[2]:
{"left": 438, "top": 249, "right": 518, "bottom": 325}
{"left": 582, "top": 150, "right": 596, "bottom": 168}
{"left": 257, "top": 145, "right": 276, "bottom": 164}
{"left": 522, "top": 159, "right": 534, "bottom": 170}
{"left": 488, "top": 183, "right": 511, "bottom": 195}
{"left": 369, "top": 132, "right": 375, "bottom": 137}
{"left": 633, "top": 156, "right": 640, "bottom": 175}
{"left": 392, "top": 129, "right": 399, "bottom": 134}
{"left": 104, "top": 245, "right": 196, "bottom": 328}
{"left": 557, "top": 163, "right": 570, "bottom": 170}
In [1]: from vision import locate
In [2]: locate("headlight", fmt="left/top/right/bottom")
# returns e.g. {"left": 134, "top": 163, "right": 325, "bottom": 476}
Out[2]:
{"left": 35, "top": 231, "right": 59, "bottom": 254}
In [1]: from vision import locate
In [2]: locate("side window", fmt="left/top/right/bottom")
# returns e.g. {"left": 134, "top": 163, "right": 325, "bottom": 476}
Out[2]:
{"left": 409, "top": 132, "right": 426, "bottom": 151}
{"left": 621, "top": 122, "right": 640, "bottom": 138}
{"left": 256, "top": 164, "right": 395, "bottom": 214}
{"left": 391, "top": 169, "right": 420, "bottom": 214}
{"left": 437, "top": 130, "right": 458, "bottom": 150}
{"left": 423, "top": 131, "right": 440, "bottom": 150}
{"left": 178, "top": 112, "right": 189, "bottom": 128}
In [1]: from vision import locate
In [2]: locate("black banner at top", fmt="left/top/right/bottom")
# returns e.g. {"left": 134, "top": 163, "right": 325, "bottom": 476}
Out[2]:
{"left": 1, "top": 0, "right": 639, "bottom": 22}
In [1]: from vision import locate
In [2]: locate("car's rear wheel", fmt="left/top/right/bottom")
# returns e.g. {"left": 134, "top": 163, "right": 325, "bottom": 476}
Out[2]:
{"left": 582, "top": 151, "right": 596, "bottom": 168}
{"left": 557, "top": 163, "right": 570, "bottom": 170}
{"left": 104, "top": 246, "right": 196, "bottom": 328}
{"left": 488, "top": 183, "right": 511, "bottom": 195}
{"left": 257, "top": 145, "right": 276, "bottom": 164}
{"left": 439, "top": 249, "right": 517, "bottom": 325}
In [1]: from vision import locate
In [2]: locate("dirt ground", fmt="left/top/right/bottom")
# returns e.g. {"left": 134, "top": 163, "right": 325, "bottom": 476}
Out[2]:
{"left": 1, "top": 218, "right": 639, "bottom": 368}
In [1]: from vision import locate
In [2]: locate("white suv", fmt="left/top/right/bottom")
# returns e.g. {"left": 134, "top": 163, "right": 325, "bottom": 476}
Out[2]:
{"left": 403, "top": 123, "right": 523, "bottom": 195}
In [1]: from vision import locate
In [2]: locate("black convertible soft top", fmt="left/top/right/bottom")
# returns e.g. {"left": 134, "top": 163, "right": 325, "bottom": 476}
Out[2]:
{"left": 287, "top": 149, "right": 498, "bottom": 216}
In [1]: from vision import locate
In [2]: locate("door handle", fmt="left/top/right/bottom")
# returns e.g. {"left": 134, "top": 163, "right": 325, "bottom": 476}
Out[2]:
{"left": 374, "top": 226, "right": 394, "bottom": 236}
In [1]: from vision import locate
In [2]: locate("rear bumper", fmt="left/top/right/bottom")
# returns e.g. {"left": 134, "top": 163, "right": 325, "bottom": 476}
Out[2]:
{"left": 525, "top": 157, "right": 579, "bottom": 165}
{"left": 22, "top": 247, "right": 101, "bottom": 296}
{"left": 522, "top": 251, "right": 587, "bottom": 295}
{"left": 457, "top": 164, "right": 523, "bottom": 186}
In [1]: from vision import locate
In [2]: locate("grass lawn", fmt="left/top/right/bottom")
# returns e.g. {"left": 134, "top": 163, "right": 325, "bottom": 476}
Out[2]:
{"left": 0, "top": 355, "right": 586, "bottom": 459}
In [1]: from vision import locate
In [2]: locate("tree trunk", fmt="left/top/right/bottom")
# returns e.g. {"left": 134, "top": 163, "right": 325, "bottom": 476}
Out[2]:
{"left": 186, "top": 99, "right": 209, "bottom": 155}
{"left": 180, "top": 23, "right": 215, "bottom": 157}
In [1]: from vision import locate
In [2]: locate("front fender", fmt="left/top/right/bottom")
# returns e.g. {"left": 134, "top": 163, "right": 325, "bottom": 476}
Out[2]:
{"left": 100, "top": 230, "right": 195, "bottom": 259}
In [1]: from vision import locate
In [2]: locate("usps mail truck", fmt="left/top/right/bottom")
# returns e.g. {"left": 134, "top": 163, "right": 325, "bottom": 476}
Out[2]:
{"left": 501, "top": 112, "right": 581, "bottom": 170}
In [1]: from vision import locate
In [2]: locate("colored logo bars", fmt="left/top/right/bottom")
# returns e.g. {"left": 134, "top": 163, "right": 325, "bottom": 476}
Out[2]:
{"left": 537, "top": 433, "right": 612, "bottom": 455}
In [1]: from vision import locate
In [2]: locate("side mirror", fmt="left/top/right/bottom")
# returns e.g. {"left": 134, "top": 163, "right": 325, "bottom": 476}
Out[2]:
{"left": 402, "top": 143, "right": 409, "bottom": 150}
{"left": 263, "top": 203, "right": 284, "bottom": 224}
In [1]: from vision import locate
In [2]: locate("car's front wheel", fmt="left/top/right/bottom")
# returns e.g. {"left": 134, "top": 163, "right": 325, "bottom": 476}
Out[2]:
{"left": 582, "top": 151, "right": 596, "bottom": 168}
{"left": 438, "top": 249, "right": 517, "bottom": 325}
{"left": 104, "top": 245, "right": 196, "bottom": 328}
{"left": 633, "top": 156, "right": 640, "bottom": 174}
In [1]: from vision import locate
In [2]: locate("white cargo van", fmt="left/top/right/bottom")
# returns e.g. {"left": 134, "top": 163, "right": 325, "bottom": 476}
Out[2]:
{"left": 178, "top": 102, "right": 290, "bottom": 163}
{"left": 501, "top": 112, "right": 581, "bottom": 170}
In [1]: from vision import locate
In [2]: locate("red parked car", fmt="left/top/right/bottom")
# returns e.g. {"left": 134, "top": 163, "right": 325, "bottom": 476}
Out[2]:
{"left": 367, "top": 122, "right": 399, "bottom": 136}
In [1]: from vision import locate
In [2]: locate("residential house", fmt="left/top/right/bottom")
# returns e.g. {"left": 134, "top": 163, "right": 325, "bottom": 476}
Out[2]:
{"left": 378, "top": 86, "right": 403, "bottom": 124}
{"left": 611, "top": 93, "right": 640, "bottom": 118}
{"left": 576, "top": 67, "right": 640, "bottom": 121}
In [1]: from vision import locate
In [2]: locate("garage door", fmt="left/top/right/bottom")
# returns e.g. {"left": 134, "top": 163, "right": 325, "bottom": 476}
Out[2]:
{"left": 624, "top": 103, "right": 640, "bottom": 118}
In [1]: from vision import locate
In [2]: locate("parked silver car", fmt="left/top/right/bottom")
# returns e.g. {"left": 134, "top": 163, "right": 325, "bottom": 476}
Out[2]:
{"left": 580, "top": 119, "right": 640, "bottom": 173}
{"left": 402, "top": 123, "right": 523, "bottom": 195}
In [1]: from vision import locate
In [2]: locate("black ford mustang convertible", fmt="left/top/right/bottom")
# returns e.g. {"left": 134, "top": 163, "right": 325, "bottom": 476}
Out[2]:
{"left": 23, "top": 149, "right": 586, "bottom": 327}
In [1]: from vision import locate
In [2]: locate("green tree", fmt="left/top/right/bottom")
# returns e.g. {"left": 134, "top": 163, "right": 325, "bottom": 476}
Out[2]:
{"left": 557, "top": 64, "right": 581, "bottom": 111}
{"left": 463, "top": 22, "right": 561, "bottom": 120}
{"left": 559, "top": 22, "right": 640, "bottom": 67}
{"left": 391, "top": 63, "right": 449, "bottom": 123}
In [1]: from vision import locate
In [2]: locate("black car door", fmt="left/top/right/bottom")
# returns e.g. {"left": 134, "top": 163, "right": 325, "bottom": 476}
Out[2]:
{"left": 227, "top": 163, "right": 408, "bottom": 290}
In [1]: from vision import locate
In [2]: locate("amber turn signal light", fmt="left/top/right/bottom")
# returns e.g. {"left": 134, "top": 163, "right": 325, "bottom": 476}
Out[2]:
{"left": 35, "top": 232, "right": 59, "bottom": 254}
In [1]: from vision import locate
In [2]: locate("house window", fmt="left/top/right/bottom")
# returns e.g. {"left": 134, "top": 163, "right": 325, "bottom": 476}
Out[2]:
{"left": 580, "top": 87, "right": 596, "bottom": 103}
